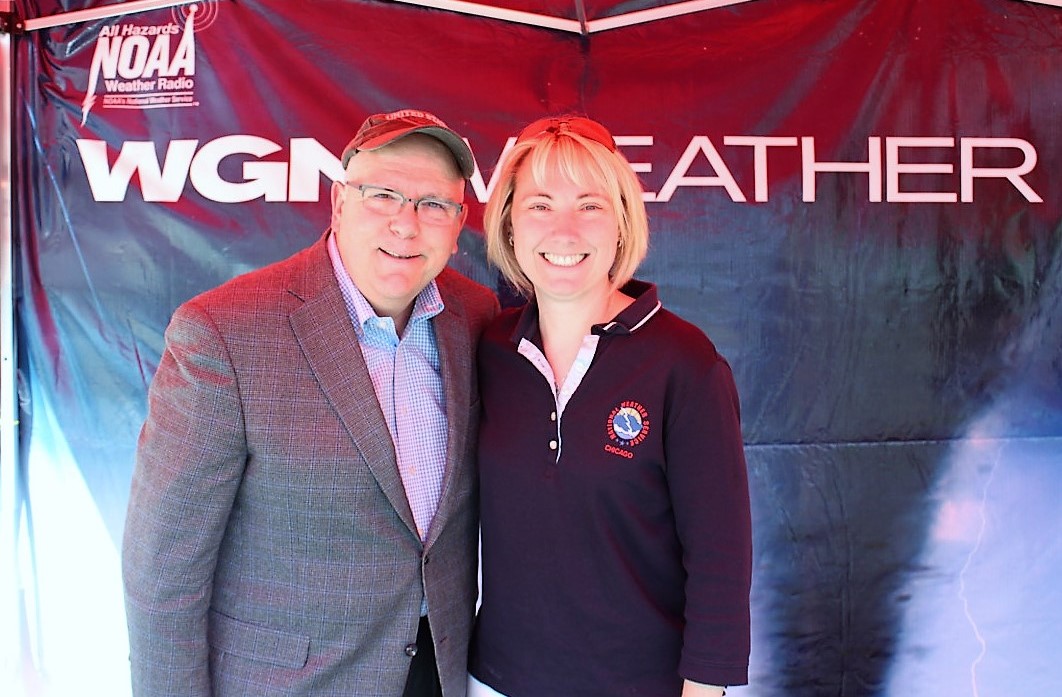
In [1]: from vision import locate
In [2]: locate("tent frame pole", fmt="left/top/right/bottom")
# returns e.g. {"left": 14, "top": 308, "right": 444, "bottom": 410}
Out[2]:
{"left": 0, "top": 0, "right": 17, "bottom": 647}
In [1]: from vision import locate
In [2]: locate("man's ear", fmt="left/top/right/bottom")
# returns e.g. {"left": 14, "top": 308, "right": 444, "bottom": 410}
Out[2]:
{"left": 452, "top": 205, "right": 469, "bottom": 254}
{"left": 329, "top": 180, "right": 346, "bottom": 230}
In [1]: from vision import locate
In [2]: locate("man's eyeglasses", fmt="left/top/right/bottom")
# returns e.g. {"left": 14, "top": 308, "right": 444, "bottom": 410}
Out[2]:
{"left": 345, "top": 183, "right": 464, "bottom": 225}
{"left": 515, "top": 116, "right": 617, "bottom": 152}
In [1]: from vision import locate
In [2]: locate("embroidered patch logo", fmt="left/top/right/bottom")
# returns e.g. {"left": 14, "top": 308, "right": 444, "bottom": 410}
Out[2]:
{"left": 606, "top": 401, "right": 650, "bottom": 447}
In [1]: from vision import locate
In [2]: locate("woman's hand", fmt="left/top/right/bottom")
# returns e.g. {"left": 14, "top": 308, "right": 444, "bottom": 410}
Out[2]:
{"left": 681, "top": 680, "right": 726, "bottom": 697}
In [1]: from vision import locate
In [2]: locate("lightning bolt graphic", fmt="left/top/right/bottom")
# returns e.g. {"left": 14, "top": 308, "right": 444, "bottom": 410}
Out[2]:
{"left": 81, "top": 50, "right": 101, "bottom": 125}
{"left": 957, "top": 446, "right": 1000, "bottom": 697}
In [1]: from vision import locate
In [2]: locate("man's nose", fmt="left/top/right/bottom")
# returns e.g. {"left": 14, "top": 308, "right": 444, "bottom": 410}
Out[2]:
{"left": 389, "top": 201, "right": 420, "bottom": 238}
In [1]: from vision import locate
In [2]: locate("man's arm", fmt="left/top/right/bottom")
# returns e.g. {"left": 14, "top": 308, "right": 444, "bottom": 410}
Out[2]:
{"left": 122, "top": 301, "right": 248, "bottom": 696}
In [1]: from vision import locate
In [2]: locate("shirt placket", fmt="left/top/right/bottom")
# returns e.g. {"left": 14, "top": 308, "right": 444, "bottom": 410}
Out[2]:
{"left": 394, "top": 340, "right": 437, "bottom": 541}
{"left": 517, "top": 335, "right": 600, "bottom": 465}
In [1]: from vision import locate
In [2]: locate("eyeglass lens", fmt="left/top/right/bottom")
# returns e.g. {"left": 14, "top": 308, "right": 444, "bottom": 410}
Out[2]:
{"left": 353, "top": 185, "right": 461, "bottom": 224}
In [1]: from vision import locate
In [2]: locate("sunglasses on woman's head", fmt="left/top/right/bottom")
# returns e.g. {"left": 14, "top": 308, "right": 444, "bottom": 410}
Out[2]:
{"left": 515, "top": 116, "right": 617, "bottom": 152}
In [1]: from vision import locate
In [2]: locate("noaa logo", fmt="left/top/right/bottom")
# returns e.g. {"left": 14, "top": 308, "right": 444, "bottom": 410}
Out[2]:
{"left": 80, "top": 3, "right": 220, "bottom": 124}
{"left": 606, "top": 401, "right": 650, "bottom": 447}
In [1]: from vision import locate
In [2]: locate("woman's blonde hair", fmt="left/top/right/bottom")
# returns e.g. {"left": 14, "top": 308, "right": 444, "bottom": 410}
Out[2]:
{"left": 483, "top": 116, "right": 649, "bottom": 297}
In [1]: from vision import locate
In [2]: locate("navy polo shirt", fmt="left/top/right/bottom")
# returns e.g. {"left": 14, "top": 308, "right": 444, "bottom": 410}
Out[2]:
{"left": 470, "top": 280, "right": 752, "bottom": 697}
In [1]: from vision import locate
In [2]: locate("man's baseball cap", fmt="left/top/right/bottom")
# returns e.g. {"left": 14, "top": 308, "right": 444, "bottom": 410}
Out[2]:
{"left": 341, "top": 109, "right": 476, "bottom": 179}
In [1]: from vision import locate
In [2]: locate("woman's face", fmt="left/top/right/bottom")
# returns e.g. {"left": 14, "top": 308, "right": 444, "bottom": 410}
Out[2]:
{"left": 509, "top": 159, "right": 621, "bottom": 304}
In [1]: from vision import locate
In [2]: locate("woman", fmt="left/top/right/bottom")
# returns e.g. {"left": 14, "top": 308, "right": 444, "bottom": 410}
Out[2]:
{"left": 468, "top": 115, "right": 752, "bottom": 697}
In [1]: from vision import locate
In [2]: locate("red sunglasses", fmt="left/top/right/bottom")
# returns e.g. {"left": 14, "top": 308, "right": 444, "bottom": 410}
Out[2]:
{"left": 515, "top": 116, "right": 617, "bottom": 152}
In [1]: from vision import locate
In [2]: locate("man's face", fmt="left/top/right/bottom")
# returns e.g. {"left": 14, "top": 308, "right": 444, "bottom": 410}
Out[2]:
{"left": 330, "top": 135, "right": 468, "bottom": 325}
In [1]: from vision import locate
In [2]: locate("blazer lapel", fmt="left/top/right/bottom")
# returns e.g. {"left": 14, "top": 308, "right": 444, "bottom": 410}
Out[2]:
{"left": 426, "top": 285, "right": 473, "bottom": 549}
{"left": 287, "top": 252, "right": 419, "bottom": 540}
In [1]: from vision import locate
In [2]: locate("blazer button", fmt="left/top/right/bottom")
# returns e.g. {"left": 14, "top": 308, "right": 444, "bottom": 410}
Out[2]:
{"left": 405, "top": 643, "right": 418, "bottom": 657}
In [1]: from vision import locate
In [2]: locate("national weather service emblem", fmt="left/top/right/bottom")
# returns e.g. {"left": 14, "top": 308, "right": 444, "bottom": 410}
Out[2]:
{"left": 606, "top": 401, "right": 650, "bottom": 447}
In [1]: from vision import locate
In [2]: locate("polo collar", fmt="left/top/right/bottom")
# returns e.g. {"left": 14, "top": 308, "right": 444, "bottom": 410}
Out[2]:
{"left": 593, "top": 280, "right": 662, "bottom": 336}
{"left": 510, "top": 279, "right": 662, "bottom": 345}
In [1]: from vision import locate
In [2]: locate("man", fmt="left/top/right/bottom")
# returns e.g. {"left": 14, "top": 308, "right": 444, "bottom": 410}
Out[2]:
{"left": 122, "top": 109, "right": 498, "bottom": 697}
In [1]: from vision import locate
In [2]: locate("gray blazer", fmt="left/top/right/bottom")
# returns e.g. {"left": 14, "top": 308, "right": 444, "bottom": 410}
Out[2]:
{"left": 122, "top": 234, "right": 498, "bottom": 696}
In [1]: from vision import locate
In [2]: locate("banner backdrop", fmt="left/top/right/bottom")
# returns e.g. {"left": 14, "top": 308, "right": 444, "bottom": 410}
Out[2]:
{"left": 4, "top": 0, "right": 1061, "bottom": 695}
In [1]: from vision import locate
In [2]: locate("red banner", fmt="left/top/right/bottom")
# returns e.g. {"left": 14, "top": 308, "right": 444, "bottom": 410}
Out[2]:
{"left": 7, "top": 1, "right": 1062, "bottom": 695}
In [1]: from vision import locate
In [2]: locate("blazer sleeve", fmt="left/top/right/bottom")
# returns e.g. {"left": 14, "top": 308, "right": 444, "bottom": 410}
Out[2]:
{"left": 122, "top": 299, "right": 248, "bottom": 697}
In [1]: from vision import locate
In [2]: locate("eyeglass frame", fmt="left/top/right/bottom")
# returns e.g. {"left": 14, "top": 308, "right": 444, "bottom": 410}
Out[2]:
{"left": 343, "top": 182, "right": 465, "bottom": 223}
{"left": 514, "top": 116, "right": 617, "bottom": 152}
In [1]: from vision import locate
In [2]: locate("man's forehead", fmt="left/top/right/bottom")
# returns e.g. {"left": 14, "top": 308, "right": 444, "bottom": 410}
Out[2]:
{"left": 346, "top": 137, "right": 465, "bottom": 181}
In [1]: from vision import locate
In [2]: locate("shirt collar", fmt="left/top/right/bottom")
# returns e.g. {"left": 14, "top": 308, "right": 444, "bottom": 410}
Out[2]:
{"left": 510, "top": 279, "right": 662, "bottom": 345}
{"left": 327, "top": 232, "right": 444, "bottom": 334}
{"left": 592, "top": 280, "right": 662, "bottom": 335}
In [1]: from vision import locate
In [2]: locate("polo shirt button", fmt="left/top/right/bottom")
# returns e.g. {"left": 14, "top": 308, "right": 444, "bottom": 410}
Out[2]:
{"left": 405, "top": 643, "right": 418, "bottom": 657}
{"left": 548, "top": 440, "right": 557, "bottom": 450}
